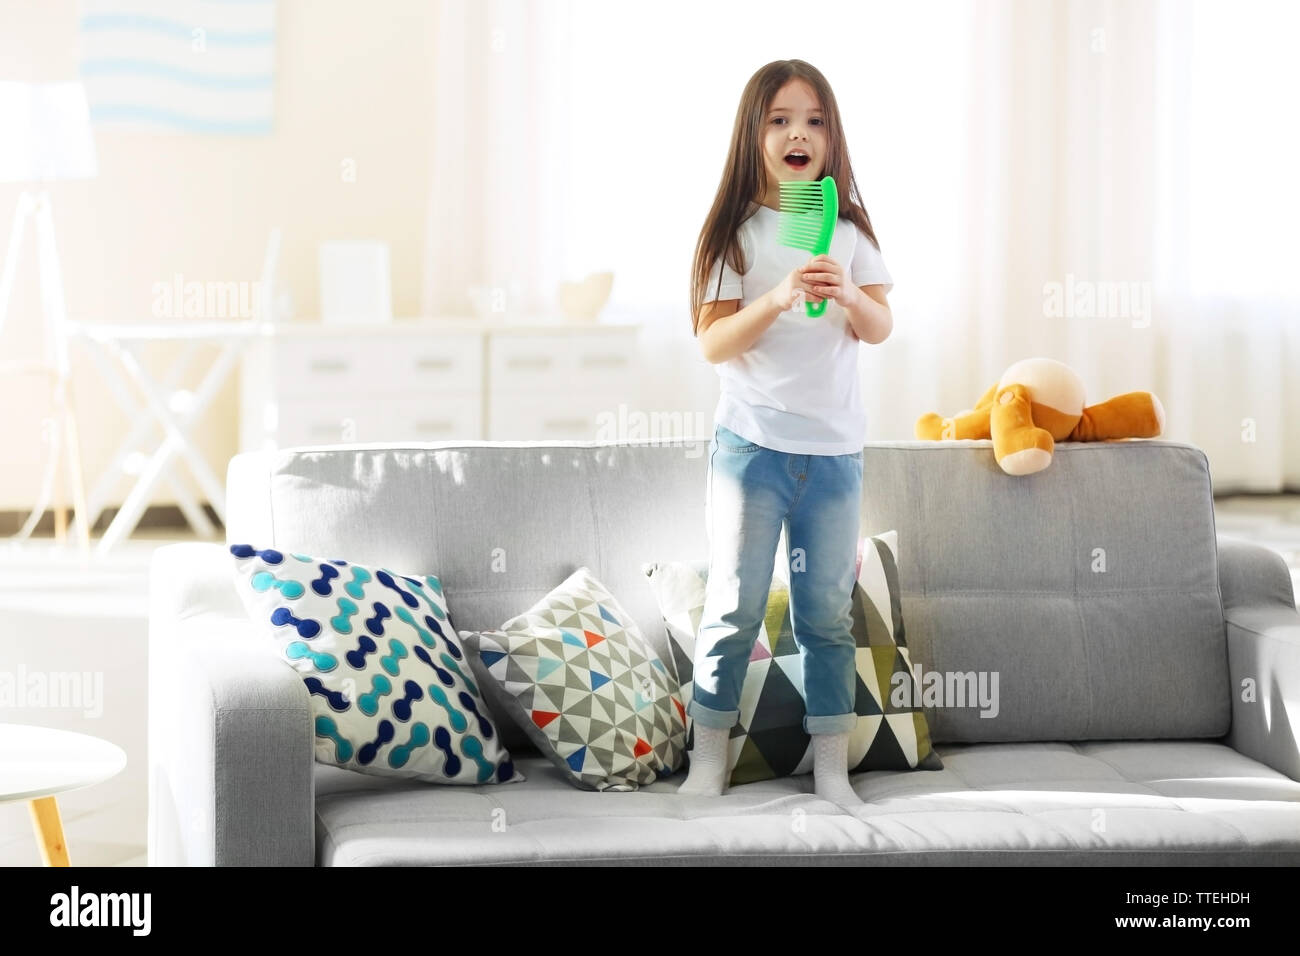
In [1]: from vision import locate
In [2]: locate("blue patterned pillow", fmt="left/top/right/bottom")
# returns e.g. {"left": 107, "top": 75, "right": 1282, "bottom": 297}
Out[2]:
{"left": 229, "top": 544, "right": 522, "bottom": 785}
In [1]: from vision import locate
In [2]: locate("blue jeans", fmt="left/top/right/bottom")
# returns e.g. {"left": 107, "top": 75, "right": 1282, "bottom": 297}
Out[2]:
{"left": 689, "top": 423, "right": 863, "bottom": 736}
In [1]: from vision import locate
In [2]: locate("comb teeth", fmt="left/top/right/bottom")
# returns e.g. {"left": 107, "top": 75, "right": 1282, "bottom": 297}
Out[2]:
{"left": 777, "top": 217, "right": 823, "bottom": 249}
{"left": 776, "top": 176, "right": 839, "bottom": 259}
{"left": 778, "top": 182, "right": 827, "bottom": 218}
{"left": 778, "top": 183, "right": 824, "bottom": 204}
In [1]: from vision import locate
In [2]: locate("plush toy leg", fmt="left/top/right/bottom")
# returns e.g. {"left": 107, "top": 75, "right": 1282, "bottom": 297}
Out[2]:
{"left": 991, "top": 384, "right": 1054, "bottom": 475}
{"left": 915, "top": 407, "right": 993, "bottom": 440}
{"left": 915, "top": 383, "right": 998, "bottom": 440}
{"left": 972, "top": 381, "right": 1000, "bottom": 410}
{"left": 1068, "top": 392, "right": 1165, "bottom": 441}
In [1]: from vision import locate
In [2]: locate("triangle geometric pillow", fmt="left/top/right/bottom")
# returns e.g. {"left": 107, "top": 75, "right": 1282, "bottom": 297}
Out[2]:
{"left": 459, "top": 566, "right": 686, "bottom": 792}
{"left": 642, "top": 530, "right": 942, "bottom": 786}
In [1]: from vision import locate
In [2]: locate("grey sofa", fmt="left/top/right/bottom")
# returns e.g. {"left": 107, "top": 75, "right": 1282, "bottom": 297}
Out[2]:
{"left": 147, "top": 438, "right": 1300, "bottom": 866}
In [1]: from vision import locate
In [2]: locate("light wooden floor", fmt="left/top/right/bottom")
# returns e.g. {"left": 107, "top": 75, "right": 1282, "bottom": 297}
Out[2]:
{"left": 0, "top": 498, "right": 1296, "bottom": 867}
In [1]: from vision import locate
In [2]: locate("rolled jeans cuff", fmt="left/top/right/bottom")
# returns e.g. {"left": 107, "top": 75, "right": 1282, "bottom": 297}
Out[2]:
{"left": 804, "top": 712, "right": 858, "bottom": 735}
{"left": 688, "top": 697, "right": 739, "bottom": 730}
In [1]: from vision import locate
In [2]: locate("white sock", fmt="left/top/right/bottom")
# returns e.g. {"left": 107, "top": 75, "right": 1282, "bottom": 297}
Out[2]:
{"left": 812, "top": 732, "right": 865, "bottom": 808}
{"left": 677, "top": 723, "right": 731, "bottom": 796}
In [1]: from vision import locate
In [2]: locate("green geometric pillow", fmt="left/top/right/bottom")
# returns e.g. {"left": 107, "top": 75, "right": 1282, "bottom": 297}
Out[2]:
{"left": 459, "top": 566, "right": 687, "bottom": 792}
{"left": 642, "top": 529, "right": 942, "bottom": 786}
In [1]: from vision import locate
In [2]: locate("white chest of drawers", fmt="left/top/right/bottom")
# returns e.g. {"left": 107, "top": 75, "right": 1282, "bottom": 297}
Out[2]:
{"left": 238, "top": 317, "right": 642, "bottom": 452}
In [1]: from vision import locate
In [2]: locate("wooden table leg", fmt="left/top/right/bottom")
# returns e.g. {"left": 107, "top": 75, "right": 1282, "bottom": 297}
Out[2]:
{"left": 28, "top": 796, "right": 70, "bottom": 866}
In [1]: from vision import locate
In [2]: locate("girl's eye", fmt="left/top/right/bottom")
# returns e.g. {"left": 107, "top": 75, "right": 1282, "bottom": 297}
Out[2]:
{"left": 771, "top": 117, "right": 823, "bottom": 126}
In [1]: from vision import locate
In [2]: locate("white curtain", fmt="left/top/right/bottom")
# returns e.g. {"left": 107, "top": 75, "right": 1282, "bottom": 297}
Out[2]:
{"left": 422, "top": 0, "right": 571, "bottom": 319}
{"left": 424, "top": 0, "right": 1300, "bottom": 491}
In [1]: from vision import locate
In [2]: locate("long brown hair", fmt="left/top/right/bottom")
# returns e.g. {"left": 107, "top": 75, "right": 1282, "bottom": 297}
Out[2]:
{"left": 690, "top": 59, "right": 882, "bottom": 336}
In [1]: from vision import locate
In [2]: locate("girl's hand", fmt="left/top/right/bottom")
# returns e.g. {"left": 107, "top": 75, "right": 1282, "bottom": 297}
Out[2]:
{"left": 800, "top": 255, "right": 861, "bottom": 310}
{"left": 767, "top": 265, "right": 825, "bottom": 312}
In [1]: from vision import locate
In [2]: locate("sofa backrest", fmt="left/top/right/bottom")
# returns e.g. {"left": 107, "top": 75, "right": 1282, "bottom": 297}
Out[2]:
{"left": 225, "top": 438, "right": 1228, "bottom": 745}
{"left": 857, "top": 440, "right": 1227, "bottom": 743}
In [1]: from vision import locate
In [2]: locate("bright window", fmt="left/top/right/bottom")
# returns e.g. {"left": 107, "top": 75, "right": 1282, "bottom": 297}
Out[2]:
{"left": 1186, "top": 0, "right": 1300, "bottom": 299}
{"left": 561, "top": 0, "right": 974, "bottom": 320}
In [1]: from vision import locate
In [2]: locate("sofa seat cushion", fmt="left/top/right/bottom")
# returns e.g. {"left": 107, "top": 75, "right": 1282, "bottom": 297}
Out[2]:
{"left": 312, "top": 740, "right": 1300, "bottom": 865}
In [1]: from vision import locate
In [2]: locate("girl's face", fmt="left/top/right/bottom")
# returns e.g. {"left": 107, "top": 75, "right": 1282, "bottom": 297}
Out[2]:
{"left": 761, "top": 78, "right": 827, "bottom": 190}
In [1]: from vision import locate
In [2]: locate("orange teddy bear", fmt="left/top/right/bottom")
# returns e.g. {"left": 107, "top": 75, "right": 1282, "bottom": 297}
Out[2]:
{"left": 915, "top": 357, "right": 1166, "bottom": 476}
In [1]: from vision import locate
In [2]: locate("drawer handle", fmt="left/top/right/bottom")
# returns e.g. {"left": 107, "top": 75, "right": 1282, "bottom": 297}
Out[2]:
{"left": 308, "top": 358, "right": 349, "bottom": 374}
{"left": 415, "top": 357, "right": 455, "bottom": 371}
{"left": 308, "top": 422, "right": 345, "bottom": 437}
{"left": 578, "top": 354, "right": 628, "bottom": 368}
{"left": 543, "top": 417, "right": 590, "bottom": 431}
{"left": 414, "top": 420, "right": 455, "bottom": 433}
{"left": 506, "top": 356, "right": 552, "bottom": 370}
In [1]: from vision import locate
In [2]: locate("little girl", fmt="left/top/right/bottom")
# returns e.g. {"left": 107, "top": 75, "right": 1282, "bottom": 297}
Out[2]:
{"left": 680, "top": 59, "right": 894, "bottom": 806}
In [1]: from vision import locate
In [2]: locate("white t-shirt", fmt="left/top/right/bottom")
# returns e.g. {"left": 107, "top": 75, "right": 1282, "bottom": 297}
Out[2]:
{"left": 704, "top": 202, "right": 893, "bottom": 456}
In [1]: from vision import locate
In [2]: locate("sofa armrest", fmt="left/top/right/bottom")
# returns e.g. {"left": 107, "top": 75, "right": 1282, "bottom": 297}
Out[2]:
{"left": 148, "top": 542, "right": 315, "bottom": 866}
{"left": 1218, "top": 537, "right": 1300, "bottom": 782}
{"left": 1218, "top": 536, "right": 1297, "bottom": 612}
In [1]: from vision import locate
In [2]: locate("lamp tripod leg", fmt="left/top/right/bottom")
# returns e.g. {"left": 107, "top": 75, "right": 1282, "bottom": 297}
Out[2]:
{"left": 13, "top": 388, "right": 62, "bottom": 542}
{"left": 52, "top": 415, "right": 67, "bottom": 542}
{"left": 61, "top": 379, "right": 92, "bottom": 556}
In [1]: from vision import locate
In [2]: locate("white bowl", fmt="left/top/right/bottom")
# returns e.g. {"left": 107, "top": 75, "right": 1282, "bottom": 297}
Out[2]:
{"left": 558, "top": 272, "right": 614, "bottom": 322}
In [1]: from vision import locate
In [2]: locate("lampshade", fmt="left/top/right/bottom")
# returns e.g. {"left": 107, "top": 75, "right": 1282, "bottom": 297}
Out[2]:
{"left": 0, "top": 81, "right": 99, "bottom": 183}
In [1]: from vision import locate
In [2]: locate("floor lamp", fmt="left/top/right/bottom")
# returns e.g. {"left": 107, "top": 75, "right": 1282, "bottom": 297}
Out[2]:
{"left": 0, "top": 82, "right": 97, "bottom": 556}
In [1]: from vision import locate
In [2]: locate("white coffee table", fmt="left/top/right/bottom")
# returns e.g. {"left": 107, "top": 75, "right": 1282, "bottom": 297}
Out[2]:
{"left": 0, "top": 723, "right": 127, "bottom": 866}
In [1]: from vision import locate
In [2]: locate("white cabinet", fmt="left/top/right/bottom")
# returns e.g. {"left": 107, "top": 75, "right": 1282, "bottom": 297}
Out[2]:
{"left": 486, "top": 329, "right": 640, "bottom": 440}
{"left": 238, "top": 318, "right": 641, "bottom": 452}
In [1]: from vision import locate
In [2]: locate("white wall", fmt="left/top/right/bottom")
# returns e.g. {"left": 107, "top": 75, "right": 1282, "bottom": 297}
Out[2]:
{"left": 0, "top": 0, "right": 438, "bottom": 514}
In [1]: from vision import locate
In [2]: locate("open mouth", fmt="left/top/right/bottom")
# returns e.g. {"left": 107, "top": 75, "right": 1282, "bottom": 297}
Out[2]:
{"left": 784, "top": 151, "right": 811, "bottom": 170}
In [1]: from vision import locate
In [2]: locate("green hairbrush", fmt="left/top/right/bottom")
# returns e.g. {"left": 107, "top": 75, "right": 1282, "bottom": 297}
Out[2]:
{"left": 777, "top": 176, "right": 839, "bottom": 317}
